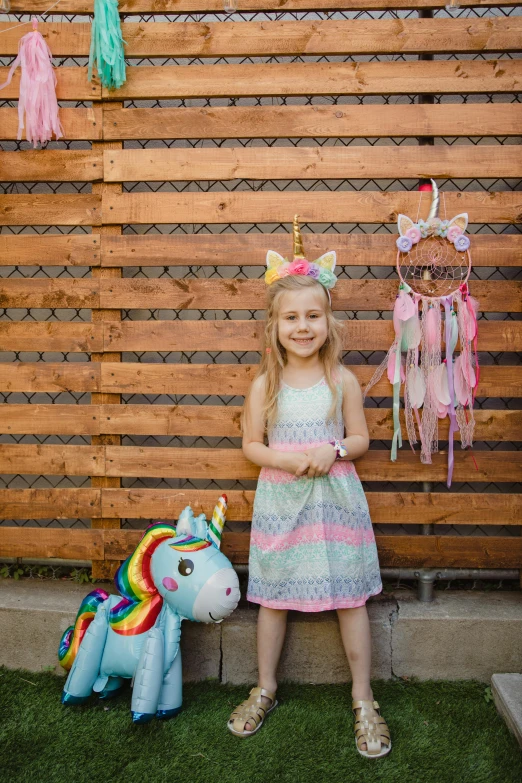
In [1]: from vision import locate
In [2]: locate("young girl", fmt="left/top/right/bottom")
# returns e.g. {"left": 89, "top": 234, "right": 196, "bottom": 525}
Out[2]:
{"left": 226, "top": 220, "right": 391, "bottom": 758}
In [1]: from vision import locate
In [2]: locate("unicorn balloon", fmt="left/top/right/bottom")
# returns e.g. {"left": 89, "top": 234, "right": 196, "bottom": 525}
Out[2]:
{"left": 58, "top": 495, "right": 240, "bottom": 723}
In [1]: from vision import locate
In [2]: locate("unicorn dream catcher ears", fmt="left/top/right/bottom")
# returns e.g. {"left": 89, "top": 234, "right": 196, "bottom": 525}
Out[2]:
{"left": 364, "top": 179, "right": 479, "bottom": 488}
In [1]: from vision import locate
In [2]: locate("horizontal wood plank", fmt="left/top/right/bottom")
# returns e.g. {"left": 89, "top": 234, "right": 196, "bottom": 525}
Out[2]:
{"left": 102, "top": 190, "right": 522, "bottom": 225}
{"left": 104, "top": 320, "right": 522, "bottom": 353}
{"left": 0, "top": 444, "right": 517, "bottom": 481}
{"left": 104, "top": 530, "right": 522, "bottom": 567}
{"left": 0, "top": 362, "right": 518, "bottom": 398}
{"left": 3, "top": 403, "right": 518, "bottom": 441}
{"left": 3, "top": 488, "right": 519, "bottom": 526}
{"left": 100, "top": 488, "right": 522, "bottom": 525}
{"left": 0, "top": 527, "right": 104, "bottom": 561}
{"left": 0, "top": 488, "right": 101, "bottom": 518}
{"left": 0, "top": 151, "right": 103, "bottom": 183}
{"left": 0, "top": 323, "right": 103, "bottom": 353}
{"left": 104, "top": 103, "right": 522, "bottom": 140}
{"left": 104, "top": 446, "right": 522, "bottom": 482}
{"left": 2, "top": 525, "right": 520, "bottom": 567}
{"left": 0, "top": 444, "right": 105, "bottom": 476}
{"left": 0, "top": 362, "right": 101, "bottom": 393}
{"left": 2, "top": 278, "right": 519, "bottom": 313}
{"left": 0, "top": 195, "right": 101, "bottom": 227}
{"left": 8, "top": 1, "right": 521, "bottom": 12}
{"left": 2, "top": 18, "right": 521, "bottom": 57}
{"left": 102, "top": 61, "right": 522, "bottom": 100}
{"left": 0, "top": 67, "right": 100, "bottom": 101}
{"left": 100, "top": 233, "right": 522, "bottom": 268}
{"left": 0, "top": 235, "right": 100, "bottom": 267}
{"left": 0, "top": 108, "right": 102, "bottom": 141}
{"left": 104, "top": 145, "right": 522, "bottom": 182}
{"left": 7, "top": 318, "right": 509, "bottom": 354}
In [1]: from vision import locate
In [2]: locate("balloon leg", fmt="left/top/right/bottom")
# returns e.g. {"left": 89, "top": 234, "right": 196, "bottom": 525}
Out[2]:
{"left": 130, "top": 627, "right": 164, "bottom": 724}
{"left": 61, "top": 602, "right": 108, "bottom": 705}
{"left": 99, "top": 676, "right": 126, "bottom": 700}
{"left": 156, "top": 648, "right": 182, "bottom": 720}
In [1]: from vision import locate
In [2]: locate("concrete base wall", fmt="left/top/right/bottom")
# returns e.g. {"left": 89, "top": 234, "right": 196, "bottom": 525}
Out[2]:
{"left": 1, "top": 581, "right": 521, "bottom": 683}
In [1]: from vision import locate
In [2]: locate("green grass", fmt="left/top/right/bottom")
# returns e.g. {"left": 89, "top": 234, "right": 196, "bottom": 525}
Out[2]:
{"left": 0, "top": 668, "right": 520, "bottom": 783}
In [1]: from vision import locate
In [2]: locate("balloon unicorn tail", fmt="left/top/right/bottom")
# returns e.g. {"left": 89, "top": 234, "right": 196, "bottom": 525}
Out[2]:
{"left": 208, "top": 494, "right": 228, "bottom": 548}
{"left": 58, "top": 588, "right": 109, "bottom": 671}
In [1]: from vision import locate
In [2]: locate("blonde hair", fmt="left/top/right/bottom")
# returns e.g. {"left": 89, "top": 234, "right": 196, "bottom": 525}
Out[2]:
{"left": 243, "top": 275, "right": 344, "bottom": 432}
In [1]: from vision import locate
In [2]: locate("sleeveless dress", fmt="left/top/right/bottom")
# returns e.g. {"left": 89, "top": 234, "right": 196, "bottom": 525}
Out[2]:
{"left": 247, "top": 374, "right": 383, "bottom": 612}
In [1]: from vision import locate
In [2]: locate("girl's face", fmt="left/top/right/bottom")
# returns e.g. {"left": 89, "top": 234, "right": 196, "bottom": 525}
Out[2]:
{"left": 277, "top": 287, "right": 328, "bottom": 359}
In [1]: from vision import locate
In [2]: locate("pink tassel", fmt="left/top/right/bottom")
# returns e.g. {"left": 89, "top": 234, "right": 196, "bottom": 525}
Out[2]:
{"left": 0, "top": 18, "right": 64, "bottom": 148}
{"left": 433, "top": 361, "right": 451, "bottom": 406}
{"left": 425, "top": 304, "right": 440, "bottom": 350}
{"left": 387, "top": 342, "right": 399, "bottom": 384}
{"left": 454, "top": 355, "right": 469, "bottom": 406}
{"left": 393, "top": 288, "right": 416, "bottom": 333}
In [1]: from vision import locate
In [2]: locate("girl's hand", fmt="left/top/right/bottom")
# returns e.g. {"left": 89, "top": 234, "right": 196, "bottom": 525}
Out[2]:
{"left": 304, "top": 443, "right": 336, "bottom": 478}
{"left": 277, "top": 451, "right": 311, "bottom": 477}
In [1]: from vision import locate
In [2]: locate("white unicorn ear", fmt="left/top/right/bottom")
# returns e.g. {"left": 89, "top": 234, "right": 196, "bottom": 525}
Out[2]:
{"left": 398, "top": 214, "right": 414, "bottom": 236}
{"left": 447, "top": 213, "right": 468, "bottom": 233}
{"left": 266, "top": 250, "right": 286, "bottom": 270}
{"left": 313, "top": 251, "right": 336, "bottom": 272}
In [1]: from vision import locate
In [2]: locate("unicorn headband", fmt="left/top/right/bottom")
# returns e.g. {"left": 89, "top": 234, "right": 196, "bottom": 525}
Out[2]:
{"left": 265, "top": 216, "right": 337, "bottom": 299}
{"left": 396, "top": 179, "right": 470, "bottom": 256}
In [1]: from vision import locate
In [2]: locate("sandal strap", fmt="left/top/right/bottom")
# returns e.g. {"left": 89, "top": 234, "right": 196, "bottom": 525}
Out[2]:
{"left": 352, "top": 699, "right": 391, "bottom": 754}
{"left": 229, "top": 686, "right": 276, "bottom": 733}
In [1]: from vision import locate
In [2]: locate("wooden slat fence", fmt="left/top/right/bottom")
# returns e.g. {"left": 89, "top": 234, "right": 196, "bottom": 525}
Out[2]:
{"left": 0, "top": 1, "right": 520, "bottom": 581}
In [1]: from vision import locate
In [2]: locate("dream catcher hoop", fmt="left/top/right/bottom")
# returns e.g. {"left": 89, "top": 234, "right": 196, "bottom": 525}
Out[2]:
{"left": 363, "top": 180, "right": 479, "bottom": 487}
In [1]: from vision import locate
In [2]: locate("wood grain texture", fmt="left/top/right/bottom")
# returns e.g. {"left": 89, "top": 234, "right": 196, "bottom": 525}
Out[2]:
{"left": 0, "top": 151, "right": 103, "bottom": 183}
{"left": 104, "top": 103, "right": 522, "bottom": 140}
{"left": 0, "top": 235, "right": 100, "bottom": 267}
{"left": 104, "top": 320, "right": 522, "bottom": 353}
{"left": 102, "top": 190, "right": 522, "bottom": 226}
{"left": 0, "top": 528, "right": 105, "bottom": 561}
{"left": 102, "top": 61, "right": 522, "bottom": 100}
{"left": 0, "top": 488, "right": 101, "bottom": 519}
{"left": 100, "top": 232, "right": 522, "bottom": 268}
{"left": 2, "top": 278, "right": 519, "bottom": 312}
{"left": 3, "top": 403, "right": 517, "bottom": 441}
{"left": 0, "top": 66, "right": 100, "bottom": 101}
{"left": 0, "top": 323, "right": 103, "bottom": 353}
{"left": 103, "top": 446, "right": 522, "bottom": 482}
{"left": 0, "top": 195, "right": 101, "bottom": 227}
{"left": 3, "top": 488, "right": 518, "bottom": 525}
{"left": 7, "top": 0, "right": 521, "bottom": 12}
{"left": 104, "top": 145, "right": 522, "bottom": 182}
{"left": 0, "top": 108, "right": 102, "bottom": 141}
{"left": 100, "top": 488, "right": 522, "bottom": 525}
{"left": 2, "top": 18, "right": 521, "bottom": 57}
{"left": 0, "top": 444, "right": 105, "bottom": 476}
{"left": 0, "top": 362, "right": 518, "bottom": 398}
{"left": 1, "top": 526, "right": 520, "bottom": 567}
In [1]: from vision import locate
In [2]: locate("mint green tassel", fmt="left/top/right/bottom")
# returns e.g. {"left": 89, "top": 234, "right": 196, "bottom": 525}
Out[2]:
{"left": 88, "top": 0, "right": 126, "bottom": 91}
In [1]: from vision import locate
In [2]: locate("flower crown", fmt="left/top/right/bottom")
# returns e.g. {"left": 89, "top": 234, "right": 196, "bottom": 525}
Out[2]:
{"left": 396, "top": 180, "right": 470, "bottom": 254}
{"left": 265, "top": 215, "right": 337, "bottom": 291}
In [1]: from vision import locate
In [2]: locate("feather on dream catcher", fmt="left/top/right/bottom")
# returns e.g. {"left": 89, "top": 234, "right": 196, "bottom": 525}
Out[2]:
{"left": 363, "top": 180, "right": 479, "bottom": 488}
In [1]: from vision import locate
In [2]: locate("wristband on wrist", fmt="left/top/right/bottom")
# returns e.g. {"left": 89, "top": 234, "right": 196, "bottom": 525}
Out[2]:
{"left": 330, "top": 439, "right": 348, "bottom": 459}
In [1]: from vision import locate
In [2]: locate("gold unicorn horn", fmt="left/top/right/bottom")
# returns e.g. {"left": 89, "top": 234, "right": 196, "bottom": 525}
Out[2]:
{"left": 293, "top": 214, "right": 306, "bottom": 259}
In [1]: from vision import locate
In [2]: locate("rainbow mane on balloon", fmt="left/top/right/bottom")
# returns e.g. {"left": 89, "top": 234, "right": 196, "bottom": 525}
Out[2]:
{"left": 58, "top": 496, "right": 240, "bottom": 723}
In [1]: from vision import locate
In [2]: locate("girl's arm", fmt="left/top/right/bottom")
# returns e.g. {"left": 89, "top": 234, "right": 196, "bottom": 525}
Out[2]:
{"left": 242, "top": 375, "right": 310, "bottom": 476}
{"left": 305, "top": 367, "right": 369, "bottom": 477}
{"left": 339, "top": 366, "right": 370, "bottom": 460}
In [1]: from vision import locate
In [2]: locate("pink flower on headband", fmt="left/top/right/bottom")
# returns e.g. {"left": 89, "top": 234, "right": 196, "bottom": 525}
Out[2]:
{"left": 287, "top": 258, "right": 310, "bottom": 276}
{"left": 447, "top": 225, "right": 463, "bottom": 243}
{"left": 406, "top": 226, "right": 421, "bottom": 244}
{"left": 278, "top": 266, "right": 290, "bottom": 278}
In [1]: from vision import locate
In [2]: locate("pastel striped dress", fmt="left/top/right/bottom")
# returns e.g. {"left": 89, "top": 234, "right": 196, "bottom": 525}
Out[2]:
{"left": 247, "top": 373, "right": 383, "bottom": 612}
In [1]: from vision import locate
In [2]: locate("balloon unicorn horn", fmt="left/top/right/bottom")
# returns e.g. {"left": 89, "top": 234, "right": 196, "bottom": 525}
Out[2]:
{"left": 208, "top": 494, "right": 228, "bottom": 548}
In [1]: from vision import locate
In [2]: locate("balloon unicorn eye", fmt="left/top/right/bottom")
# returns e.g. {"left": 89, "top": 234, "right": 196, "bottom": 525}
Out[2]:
{"left": 178, "top": 558, "right": 194, "bottom": 577}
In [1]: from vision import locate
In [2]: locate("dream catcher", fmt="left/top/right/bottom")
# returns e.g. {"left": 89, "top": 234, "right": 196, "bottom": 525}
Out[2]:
{"left": 363, "top": 180, "right": 479, "bottom": 487}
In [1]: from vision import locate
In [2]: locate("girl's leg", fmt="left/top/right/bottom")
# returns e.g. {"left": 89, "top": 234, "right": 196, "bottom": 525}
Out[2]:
{"left": 336, "top": 605, "right": 374, "bottom": 751}
{"left": 244, "top": 605, "right": 288, "bottom": 731}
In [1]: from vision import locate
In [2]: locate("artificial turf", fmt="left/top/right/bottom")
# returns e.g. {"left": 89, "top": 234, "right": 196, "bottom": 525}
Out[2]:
{"left": 0, "top": 667, "right": 520, "bottom": 783}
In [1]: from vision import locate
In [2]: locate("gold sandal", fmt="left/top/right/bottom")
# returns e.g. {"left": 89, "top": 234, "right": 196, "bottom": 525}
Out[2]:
{"left": 352, "top": 699, "right": 392, "bottom": 758}
{"left": 227, "top": 686, "right": 278, "bottom": 737}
